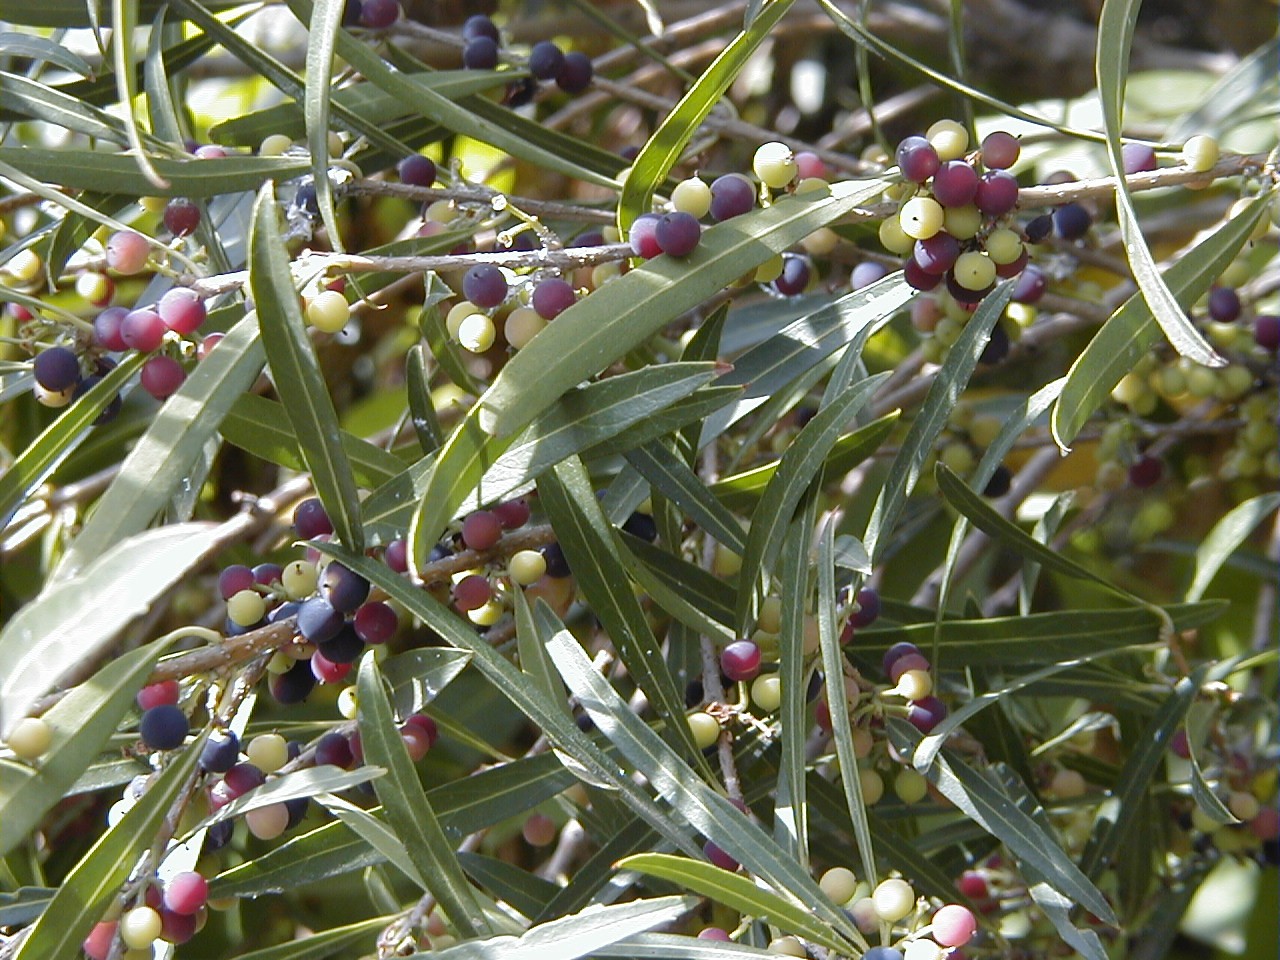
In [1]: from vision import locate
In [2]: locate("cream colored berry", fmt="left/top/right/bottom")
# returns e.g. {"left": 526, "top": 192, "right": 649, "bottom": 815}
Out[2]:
{"left": 508, "top": 549, "right": 547, "bottom": 586}
{"left": 6, "top": 717, "right": 53, "bottom": 760}
{"left": 245, "top": 802, "right": 289, "bottom": 840}
{"left": 1181, "top": 134, "right": 1219, "bottom": 173}
{"left": 505, "top": 307, "right": 546, "bottom": 349}
{"left": 306, "top": 290, "right": 350, "bottom": 333}
{"left": 337, "top": 685, "right": 359, "bottom": 719}
{"left": 120, "top": 907, "right": 163, "bottom": 949}
{"left": 671, "top": 178, "right": 712, "bottom": 218}
{"left": 899, "top": 197, "right": 945, "bottom": 240}
{"left": 260, "top": 134, "right": 294, "bottom": 157}
{"left": 247, "top": 733, "right": 289, "bottom": 774}
{"left": 753, "top": 142, "right": 798, "bottom": 189}
{"left": 927, "top": 119, "right": 969, "bottom": 161}
{"left": 819, "top": 866, "right": 858, "bottom": 904}
{"left": 457, "top": 313, "right": 496, "bottom": 353}
{"left": 871, "top": 877, "right": 916, "bottom": 922}
{"left": 282, "top": 560, "right": 318, "bottom": 600}
{"left": 687, "top": 711, "right": 720, "bottom": 750}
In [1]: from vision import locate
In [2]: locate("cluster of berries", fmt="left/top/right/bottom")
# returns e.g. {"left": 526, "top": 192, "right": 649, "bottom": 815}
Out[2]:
{"left": 82, "top": 870, "right": 210, "bottom": 957}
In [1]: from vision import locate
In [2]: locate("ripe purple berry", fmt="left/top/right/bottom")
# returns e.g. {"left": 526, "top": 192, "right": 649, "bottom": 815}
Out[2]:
{"left": 1121, "top": 143, "right": 1157, "bottom": 174}
{"left": 353, "top": 601, "right": 398, "bottom": 644}
{"left": 462, "top": 14, "right": 498, "bottom": 42}
{"left": 218, "top": 565, "right": 255, "bottom": 600}
{"left": 316, "top": 622, "right": 365, "bottom": 664}
{"left": 163, "top": 198, "right": 201, "bottom": 237}
{"left": 320, "top": 562, "right": 370, "bottom": 613}
{"left": 461, "top": 510, "right": 503, "bottom": 551}
{"left": 121, "top": 308, "right": 166, "bottom": 352}
{"left": 980, "top": 130, "right": 1020, "bottom": 169}
{"left": 358, "top": 0, "right": 398, "bottom": 28}
{"left": 294, "top": 497, "right": 333, "bottom": 539}
{"left": 895, "top": 135, "right": 940, "bottom": 183}
{"left": 94, "top": 307, "right": 130, "bottom": 351}
{"left": 913, "top": 232, "right": 961, "bottom": 275}
{"left": 772, "top": 254, "right": 811, "bottom": 296}
{"left": 709, "top": 174, "right": 755, "bottom": 221}
{"left": 555, "top": 51, "right": 593, "bottom": 93}
{"left": 931, "top": 161, "right": 979, "bottom": 208}
{"left": 654, "top": 211, "right": 701, "bottom": 257}
{"left": 531, "top": 278, "right": 575, "bottom": 320}
{"left": 1255, "top": 315, "right": 1280, "bottom": 352}
{"left": 1053, "top": 202, "right": 1092, "bottom": 240}
{"left": 462, "top": 264, "right": 508, "bottom": 308}
{"left": 297, "top": 596, "right": 343, "bottom": 644}
{"left": 1128, "top": 454, "right": 1163, "bottom": 488}
{"left": 850, "top": 587, "right": 881, "bottom": 627}
{"left": 720, "top": 640, "right": 762, "bottom": 682}
{"left": 139, "top": 704, "right": 189, "bottom": 751}
{"left": 850, "top": 261, "right": 889, "bottom": 289}
{"left": 1207, "top": 286, "right": 1241, "bottom": 323}
{"left": 463, "top": 37, "right": 500, "bottom": 70}
{"left": 974, "top": 170, "right": 1019, "bottom": 217}
{"left": 528, "top": 41, "right": 565, "bottom": 80}
{"left": 397, "top": 154, "right": 436, "bottom": 187}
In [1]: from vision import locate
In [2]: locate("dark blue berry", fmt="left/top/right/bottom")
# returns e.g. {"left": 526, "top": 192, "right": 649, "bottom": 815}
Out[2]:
{"left": 541, "top": 542, "right": 571, "bottom": 578}
{"left": 983, "top": 465, "right": 1012, "bottom": 498}
{"left": 622, "top": 512, "right": 657, "bottom": 541}
{"left": 555, "top": 51, "right": 592, "bottom": 93}
{"left": 33, "top": 346, "right": 81, "bottom": 392}
{"left": 1053, "top": 202, "right": 1092, "bottom": 240}
{"left": 654, "top": 212, "right": 701, "bottom": 257}
{"left": 979, "top": 324, "right": 1010, "bottom": 365}
{"left": 315, "top": 732, "right": 353, "bottom": 768}
{"left": 284, "top": 796, "right": 310, "bottom": 829}
{"left": 268, "top": 600, "right": 300, "bottom": 624}
{"left": 463, "top": 37, "right": 500, "bottom": 70}
{"left": 1024, "top": 213, "right": 1053, "bottom": 243}
{"left": 203, "top": 819, "right": 233, "bottom": 853}
{"left": 316, "top": 622, "right": 365, "bottom": 664}
{"left": 528, "top": 41, "right": 564, "bottom": 80}
{"left": 320, "top": 563, "right": 370, "bottom": 614}
{"left": 200, "top": 730, "right": 240, "bottom": 773}
{"left": 269, "top": 660, "right": 316, "bottom": 704}
{"left": 462, "top": 264, "right": 508, "bottom": 308}
{"left": 297, "top": 596, "right": 343, "bottom": 643}
{"left": 462, "top": 14, "right": 498, "bottom": 42}
{"left": 140, "top": 704, "right": 189, "bottom": 750}
{"left": 398, "top": 154, "right": 436, "bottom": 187}
{"left": 772, "top": 254, "right": 811, "bottom": 297}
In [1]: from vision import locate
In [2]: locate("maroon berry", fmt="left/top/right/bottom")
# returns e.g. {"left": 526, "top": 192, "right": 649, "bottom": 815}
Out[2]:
{"left": 405, "top": 713, "right": 439, "bottom": 747}
{"left": 353, "top": 601, "right": 398, "bottom": 644}
{"left": 974, "top": 170, "right": 1019, "bottom": 217}
{"left": 1254, "top": 315, "right": 1280, "bottom": 352}
{"left": 94, "top": 306, "right": 130, "bottom": 351}
{"left": 453, "top": 574, "right": 492, "bottom": 611}
{"left": 772, "top": 254, "right": 811, "bottom": 296}
{"left": 720, "top": 640, "right": 762, "bottom": 682}
{"left": 121, "top": 308, "right": 166, "bottom": 352}
{"left": 931, "top": 161, "right": 979, "bottom": 208}
{"left": 914, "top": 233, "right": 961, "bottom": 275}
{"left": 218, "top": 565, "right": 255, "bottom": 601}
{"left": 163, "top": 198, "right": 201, "bottom": 237}
{"left": 980, "top": 131, "right": 1020, "bottom": 169}
{"left": 907, "top": 696, "right": 947, "bottom": 732}
{"left": 358, "top": 0, "right": 398, "bottom": 28}
{"left": 903, "top": 258, "right": 942, "bottom": 292}
{"left": 310, "top": 650, "right": 351, "bottom": 684}
{"left": 461, "top": 510, "right": 503, "bottom": 550}
{"left": 1012, "top": 264, "right": 1047, "bottom": 303}
{"left": 491, "top": 498, "right": 531, "bottom": 529}
{"left": 398, "top": 154, "right": 436, "bottom": 187}
{"left": 703, "top": 840, "right": 739, "bottom": 871}
{"left": 895, "top": 135, "right": 940, "bottom": 183}
{"left": 140, "top": 355, "right": 185, "bottom": 400}
{"left": 1128, "top": 455, "right": 1163, "bottom": 488}
{"left": 157, "top": 288, "right": 206, "bottom": 334}
{"left": 882, "top": 641, "right": 920, "bottom": 677}
{"left": 531, "top": 279, "right": 575, "bottom": 320}
{"left": 315, "top": 731, "right": 353, "bottom": 768}
{"left": 294, "top": 497, "right": 333, "bottom": 539}
{"left": 1121, "top": 143, "right": 1157, "bottom": 174}
{"left": 163, "top": 872, "right": 208, "bottom": 916}
{"left": 708, "top": 174, "right": 754, "bottom": 221}
{"left": 850, "top": 587, "right": 881, "bottom": 627}
{"left": 385, "top": 538, "right": 409, "bottom": 572}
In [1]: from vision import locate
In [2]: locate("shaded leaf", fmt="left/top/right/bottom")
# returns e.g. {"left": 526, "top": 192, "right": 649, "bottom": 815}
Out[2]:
{"left": 1186, "top": 492, "right": 1280, "bottom": 602}
{"left": 230, "top": 916, "right": 393, "bottom": 960}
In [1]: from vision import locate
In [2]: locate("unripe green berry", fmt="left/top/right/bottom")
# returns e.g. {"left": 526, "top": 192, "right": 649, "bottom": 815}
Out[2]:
{"left": 282, "top": 560, "right": 318, "bottom": 600}
{"left": 819, "top": 866, "right": 859, "bottom": 905}
{"left": 894, "top": 768, "right": 929, "bottom": 804}
{"left": 859, "top": 768, "right": 884, "bottom": 805}
{"left": 871, "top": 877, "right": 916, "bottom": 921}
{"left": 878, "top": 216, "right": 915, "bottom": 255}
{"left": 509, "top": 549, "right": 547, "bottom": 586}
{"left": 247, "top": 733, "right": 289, "bottom": 774}
{"left": 943, "top": 205, "right": 982, "bottom": 239}
{"left": 751, "top": 675, "right": 782, "bottom": 713}
{"left": 671, "top": 177, "right": 712, "bottom": 218}
{"left": 953, "top": 251, "right": 996, "bottom": 291}
{"left": 306, "top": 290, "right": 350, "bottom": 333}
{"left": 688, "top": 711, "right": 720, "bottom": 750}
{"left": 1181, "top": 135, "right": 1219, "bottom": 173}
{"left": 900, "top": 197, "right": 945, "bottom": 240}
{"left": 226, "top": 589, "right": 266, "bottom": 627}
{"left": 927, "top": 119, "right": 969, "bottom": 161}
{"left": 5, "top": 717, "right": 53, "bottom": 760}
{"left": 120, "top": 907, "right": 163, "bottom": 949}
{"left": 457, "top": 313, "right": 496, "bottom": 353}
{"left": 753, "top": 142, "right": 798, "bottom": 189}
{"left": 985, "top": 227, "right": 1024, "bottom": 264}
{"left": 758, "top": 596, "right": 783, "bottom": 634}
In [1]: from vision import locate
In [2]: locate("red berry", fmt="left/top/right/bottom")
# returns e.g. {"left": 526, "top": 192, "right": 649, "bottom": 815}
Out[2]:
{"left": 163, "top": 198, "right": 201, "bottom": 237}
{"left": 137, "top": 680, "right": 181, "bottom": 710}
{"left": 461, "top": 510, "right": 502, "bottom": 550}
{"left": 163, "top": 871, "right": 208, "bottom": 916}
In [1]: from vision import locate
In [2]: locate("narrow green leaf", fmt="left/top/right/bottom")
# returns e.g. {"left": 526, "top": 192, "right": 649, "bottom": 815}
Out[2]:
{"left": 12, "top": 735, "right": 202, "bottom": 960}
{"left": 381, "top": 647, "right": 472, "bottom": 719}
{"left": 1096, "top": 0, "right": 1220, "bottom": 368}
{"left": 1186, "top": 492, "right": 1280, "bottom": 601}
{"left": 422, "top": 898, "right": 696, "bottom": 960}
{"left": 864, "top": 281, "right": 1012, "bottom": 563}
{"left": 457, "top": 852, "right": 560, "bottom": 919}
{"left": 0, "top": 148, "right": 307, "bottom": 197}
{"left": 773, "top": 505, "right": 815, "bottom": 866}
{"left": 53, "top": 312, "right": 263, "bottom": 580}
{"left": 0, "top": 72, "right": 128, "bottom": 144}
{"left": 625, "top": 441, "right": 746, "bottom": 553}
{"left": 356, "top": 654, "right": 490, "bottom": 935}
{"left": 0, "top": 634, "right": 180, "bottom": 855}
{"left": 1169, "top": 36, "right": 1280, "bottom": 140}
{"left": 316, "top": 544, "right": 703, "bottom": 859}
{"left": 595, "top": 933, "right": 780, "bottom": 958}
{"left": 406, "top": 344, "right": 443, "bottom": 455}
{"left": 251, "top": 183, "right": 364, "bottom": 552}
{"left": 617, "top": 0, "right": 794, "bottom": 231}
{"left": 230, "top": 916, "right": 393, "bottom": 960}
{"left": 619, "top": 854, "right": 853, "bottom": 955}
{"left": 887, "top": 721, "right": 1116, "bottom": 925}
{"left": 539, "top": 458, "right": 706, "bottom": 764}
{"left": 0, "top": 32, "right": 94, "bottom": 75}
{"left": 513, "top": 591, "right": 572, "bottom": 722}
{"left": 0, "top": 524, "right": 219, "bottom": 736}
{"left": 816, "top": 525, "right": 877, "bottom": 885}
{"left": 1021, "top": 491, "right": 1075, "bottom": 614}
{"left": 1051, "top": 195, "right": 1269, "bottom": 449}
{"left": 111, "top": 0, "right": 168, "bottom": 189}
{"left": 615, "top": 532, "right": 735, "bottom": 642}
{"left": 219, "top": 394, "right": 403, "bottom": 490}
{"left": 479, "top": 178, "right": 888, "bottom": 440}
{"left": 303, "top": 0, "right": 345, "bottom": 251}
{"left": 735, "top": 373, "right": 888, "bottom": 630}
{"left": 143, "top": 8, "right": 186, "bottom": 146}
{"left": 315, "top": 793, "right": 426, "bottom": 886}
{"left": 0, "top": 888, "right": 54, "bottom": 927}
{"left": 621, "top": 536, "right": 737, "bottom": 627}
{"left": 857, "top": 602, "right": 1221, "bottom": 665}
{"left": 0, "top": 351, "right": 144, "bottom": 530}
{"left": 543, "top": 629, "right": 866, "bottom": 950}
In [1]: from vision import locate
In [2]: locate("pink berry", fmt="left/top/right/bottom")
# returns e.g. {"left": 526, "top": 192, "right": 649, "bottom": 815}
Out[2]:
{"left": 121, "top": 308, "right": 166, "bottom": 352}
{"left": 310, "top": 651, "right": 351, "bottom": 684}
{"left": 83, "top": 921, "right": 118, "bottom": 960}
{"left": 400, "top": 724, "right": 432, "bottom": 761}
{"left": 461, "top": 510, "right": 502, "bottom": 551}
{"left": 162, "top": 871, "right": 208, "bottom": 916}
{"left": 956, "top": 870, "right": 988, "bottom": 900}
{"left": 141, "top": 355, "right": 186, "bottom": 400}
{"left": 405, "top": 713, "right": 439, "bottom": 747}
{"left": 158, "top": 288, "right": 207, "bottom": 334}
{"left": 720, "top": 640, "right": 762, "bottom": 682}
{"left": 491, "top": 498, "right": 531, "bottom": 529}
{"left": 106, "top": 231, "right": 150, "bottom": 274}
{"left": 931, "top": 904, "right": 977, "bottom": 947}
{"left": 698, "top": 928, "right": 732, "bottom": 941}
{"left": 137, "top": 680, "right": 181, "bottom": 710}
{"left": 794, "top": 151, "right": 826, "bottom": 179}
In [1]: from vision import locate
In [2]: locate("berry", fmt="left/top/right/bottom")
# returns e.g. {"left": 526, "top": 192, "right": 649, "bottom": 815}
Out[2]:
{"left": 863, "top": 950, "right": 903, "bottom": 960}
{"left": 1182, "top": 134, "right": 1219, "bottom": 172}
{"left": 621, "top": 511, "right": 657, "bottom": 541}
{"left": 687, "top": 712, "right": 720, "bottom": 750}
{"left": 522, "top": 812, "right": 558, "bottom": 846}
{"left": 927, "top": 119, "right": 969, "bottom": 160}
{"left": 121, "top": 906, "right": 163, "bottom": 949}
{"left": 1255, "top": 315, "right": 1280, "bottom": 351}
{"left": 872, "top": 877, "right": 915, "bottom": 921}
{"left": 750, "top": 675, "right": 782, "bottom": 712}
{"left": 354, "top": 601, "right": 397, "bottom": 643}
{"left": 851, "top": 261, "right": 890, "bottom": 289}
{"left": 953, "top": 251, "right": 996, "bottom": 291}
{"left": 358, "top": 0, "right": 398, "bottom": 28}
{"left": 913, "top": 233, "right": 961, "bottom": 275}
{"left": 983, "top": 464, "right": 1012, "bottom": 497}
{"left": 985, "top": 226, "right": 1024, "bottom": 265}
{"left": 753, "top": 142, "right": 798, "bottom": 189}
{"left": 1024, "top": 213, "right": 1054, "bottom": 243}
{"left": 385, "top": 539, "right": 409, "bottom": 573}
{"left": 297, "top": 596, "right": 343, "bottom": 643}
{"left": 903, "top": 259, "right": 941, "bottom": 292}
{"left": 310, "top": 650, "right": 351, "bottom": 683}
{"left": 895, "top": 767, "right": 929, "bottom": 804}
{"left": 461, "top": 510, "right": 503, "bottom": 550}
{"left": 629, "top": 213, "right": 662, "bottom": 258}
{"left": 223, "top": 763, "right": 269, "bottom": 797}
{"left": 508, "top": 549, "right": 547, "bottom": 586}
{"left": 850, "top": 587, "right": 881, "bottom": 628}
{"left": 957, "top": 870, "right": 988, "bottom": 900}
{"left": 709, "top": 174, "right": 755, "bottom": 221}
{"left": 106, "top": 231, "right": 150, "bottom": 274}
{"left": 320, "top": 562, "right": 370, "bottom": 613}
{"left": 528, "top": 41, "right": 565, "bottom": 80}
{"left": 980, "top": 130, "right": 1020, "bottom": 169}
{"left": 159, "top": 908, "right": 198, "bottom": 945}
{"left": 1121, "top": 143, "right": 1157, "bottom": 174}
{"left": 900, "top": 197, "right": 945, "bottom": 240}
{"left": 33, "top": 347, "right": 82, "bottom": 396}
{"left": 282, "top": 560, "right": 318, "bottom": 599}
{"left": 795, "top": 151, "right": 826, "bottom": 179}
{"left": 555, "top": 52, "right": 593, "bottom": 93}
{"left": 406, "top": 713, "right": 439, "bottom": 747}
{"left": 907, "top": 696, "right": 947, "bottom": 732}
{"left": 457, "top": 312, "right": 495, "bottom": 353}
{"left": 1207, "top": 286, "right": 1241, "bottom": 323}
{"left": 315, "top": 731, "right": 353, "bottom": 768}
{"left": 541, "top": 542, "right": 571, "bottom": 577}
{"left": 83, "top": 922, "right": 118, "bottom": 960}
{"left": 269, "top": 660, "right": 316, "bottom": 703}
{"left": 199, "top": 730, "right": 240, "bottom": 773}
{"left": 532, "top": 278, "right": 576, "bottom": 320}
{"left": 698, "top": 928, "right": 731, "bottom": 941}
{"left": 140, "top": 704, "right": 188, "bottom": 750}
{"left": 453, "top": 574, "right": 492, "bottom": 611}
{"left": 932, "top": 161, "right": 979, "bottom": 208}
{"left": 974, "top": 170, "right": 1019, "bottom": 217}
{"left": 772, "top": 254, "right": 811, "bottom": 296}
{"left": 5, "top": 717, "right": 53, "bottom": 760}
{"left": 492, "top": 498, "right": 531, "bottom": 529}
{"left": 163, "top": 198, "right": 201, "bottom": 237}
{"left": 218, "top": 564, "right": 255, "bottom": 601}
{"left": 246, "top": 733, "right": 289, "bottom": 773}
{"left": 245, "top": 802, "right": 290, "bottom": 839}
{"left": 896, "top": 135, "right": 940, "bottom": 183}
{"left": 820, "top": 866, "right": 858, "bottom": 904}
{"left": 1012, "top": 264, "right": 1047, "bottom": 303}
{"left": 158, "top": 288, "right": 206, "bottom": 334}
{"left": 94, "top": 306, "right": 130, "bottom": 351}
{"left": 227, "top": 588, "right": 266, "bottom": 627}
{"left": 163, "top": 872, "right": 208, "bottom": 916}
{"left": 896, "top": 669, "right": 933, "bottom": 700}
{"left": 397, "top": 154, "right": 436, "bottom": 187}
{"left": 294, "top": 498, "right": 333, "bottom": 538}
{"left": 141, "top": 355, "right": 186, "bottom": 400}
{"left": 463, "top": 37, "right": 500, "bottom": 70}
{"left": 121, "top": 308, "right": 166, "bottom": 352}
{"left": 654, "top": 211, "right": 701, "bottom": 257}
{"left": 703, "top": 840, "right": 739, "bottom": 871}
{"left": 671, "top": 177, "right": 712, "bottom": 218}
{"left": 462, "top": 14, "right": 498, "bottom": 42}
{"left": 1128, "top": 454, "right": 1163, "bottom": 488}
{"left": 137, "top": 680, "right": 181, "bottom": 711}
{"left": 903, "top": 940, "right": 942, "bottom": 960}
{"left": 1053, "top": 202, "right": 1092, "bottom": 240}
{"left": 462, "top": 264, "right": 507, "bottom": 308}
{"left": 720, "top": 640, "right": 762, "bottom": 682}
{"left": 306, "top": 290, "right": 350, "bottom": 333}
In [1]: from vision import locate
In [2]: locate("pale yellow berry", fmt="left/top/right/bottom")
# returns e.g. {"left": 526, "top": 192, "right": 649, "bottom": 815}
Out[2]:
{"left": 245, "top": 802, "right": 289, "bottom": 840}
{"left": 878, "top": 215, "right": 915, "bottom": 255}
{"left": 282, "top": 560, "right": 318, "bottom": 600}
{"left": 750, "top": 675, "right": 782, "bottom": 713}
{"left": 34, "top": 383, "right": 76, "bottom": 408}
{"left": 306, "top": 290, "right": 350, "bottom": 333}
{"left": 508, "top": 549, "right": 547, "bottom": 586}
{"left": 327, "top": 131, "right": 344, "bottom": 158}
{"left": 671, "top": 178, "right": 711, "bottom": 219}
{"left": 859, "top": 768, "right": 884, "bottom": 805}
{"left": 1049, "top": 768, "right": 1086, "bottom": 799}
{"left": 6, "top": 717, "right": 53, "bottom": 760}
{"left": 4, "top": 249, "right": 43, "bottom": 284}
{"left": 753, "top": 142, "right": 798, "bottom": 189}
{"left": 943, "top": 204, "right": 982, "bottom": 239}
{"left": 467, "top": 599, "right": 505, "bottom": 626}
{"left": 247, "top": 733, "right": 289, "bottom": 774}
{"left": 504, "top": 306, "right": 546, "bottom": 349}
{"left": 446, "top": 301, "right": 480, "bottom": 339}
{"left": 985, "top": 227, "right": 1024, "bottom": 264}
{"left": 894, "top": 768, "right": 929, "bottom": 804}
{"left": 687, "top": 711, "right": 720, "bottom": 750}
{"left": 927, "top": 119, "right": 969, "bottom": 161}
{"left": 1229, "top": 197, "right": 1270, "bottom": 240}
{"left": 801, "top": 227, "right": 839, "bottom": 256}
{"left": 895, "top": 669, "right": 933, "bottom": 701}
{"left": 952, "top": 251, "right": 996, "bottom": 291}
{"left": 120, "top": 907, "right": 164, "bottom": 949}
{"left": 767, "top": 935, "right": 807, "bottom": 957}
{"left": 75, "top": 271, "right": 112, "bottom": 303}
{"left": 820, "top": 866, "right": 859, "bottom": 904}
{"left": 1228, "top": 790, "right": 1260, "bottom": 822}
{"left": 899, "top": 197, "right": 945, "bottom": 240}
{"left": 266, "top": 651, "right": 294, "bottom": 674}
{"left": 757, "top": 596, "right": 783, "bottom": 634}
{"left": 337, "top": 686, "right": 359, "bottom": 719}
{"left": 226, "top": 589, "right": 266, "bottom": 627}
{"left": 259, "top": 133, "right": 294, "bottom": 157}
{"left": 754, "top": 254, "right": 785, "bottom": 283}
{"left": 457, "top": 313, "right": 496, "bottom": 353}
{"left": 1181, "top": 134, "right": 1219, "bottom": 173}
{"left": 871, "top": 877, "right": 916, "bottom": 922}
{"left": 425, "top": 200, "right": 456, "bottom": 223}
